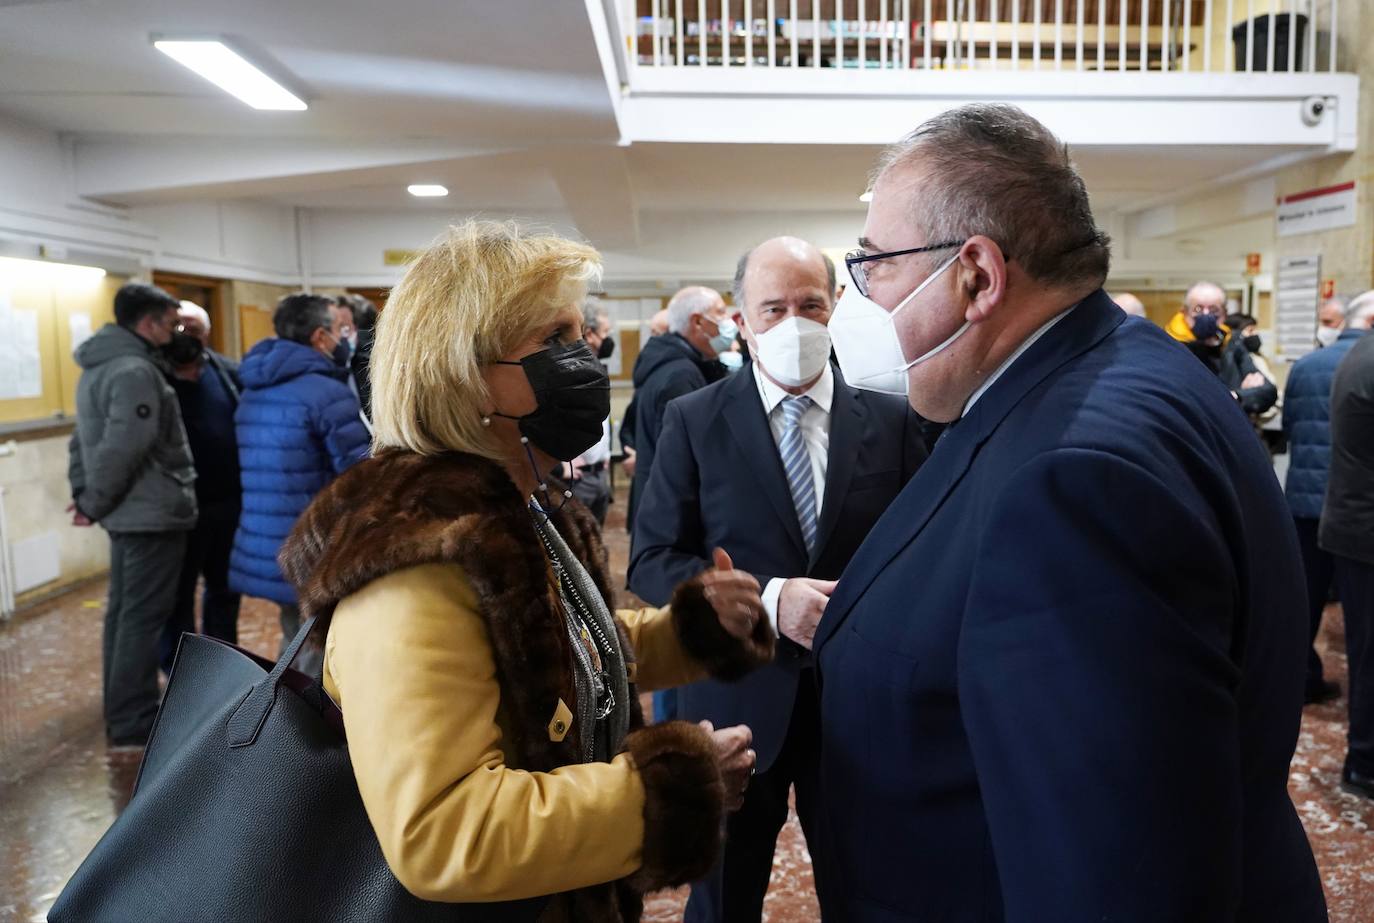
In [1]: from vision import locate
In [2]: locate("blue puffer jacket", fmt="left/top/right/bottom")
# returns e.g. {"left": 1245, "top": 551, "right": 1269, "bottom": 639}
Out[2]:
{"left": 229, "top": 338, "right": 370, "bottom": 604}
{"left": 1283, "top": 328, "right": 1365, "bottom": 519}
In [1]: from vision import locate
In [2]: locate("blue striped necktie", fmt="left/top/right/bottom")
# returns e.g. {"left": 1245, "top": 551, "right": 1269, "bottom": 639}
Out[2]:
{"left": 778, "top": 395, "right": 818, "bottom": 554}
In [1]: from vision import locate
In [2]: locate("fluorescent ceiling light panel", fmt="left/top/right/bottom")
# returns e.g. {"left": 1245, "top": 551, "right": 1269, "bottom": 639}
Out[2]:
{"left": 0, "top": 257, "right": 106, "bottom": 286}
{"left": 859, "top": 191, "right": 874, "bottom": 203}
{"left": 408, "top": 184, "right": 449, "bottom": 197}
{"left": 154, "top": 39, "right": 306, "bottom": 111}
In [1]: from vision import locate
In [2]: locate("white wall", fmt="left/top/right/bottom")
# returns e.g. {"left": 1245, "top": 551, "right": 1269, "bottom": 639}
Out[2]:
{"left": 302, "top": 206, "right": 872, "bottom": 291}
{"left": 0, "top": 113, "right": 153, "bottom": 269}
{"left": 133, "top": 201, "right": 301, "bottom": 284}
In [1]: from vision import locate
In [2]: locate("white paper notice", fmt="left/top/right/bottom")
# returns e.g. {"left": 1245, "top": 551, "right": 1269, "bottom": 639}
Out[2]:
{"left": 69, "top": 312, "right": 93, "bottom": 353}
{"left": 1275, "top": 255, "right": 1322, "bottom": 360}
{"left": 0, "top": 294, "right": 43, "bottom": 400}
{"left": 13, "top": 310, "right": 41, "bottom": 397}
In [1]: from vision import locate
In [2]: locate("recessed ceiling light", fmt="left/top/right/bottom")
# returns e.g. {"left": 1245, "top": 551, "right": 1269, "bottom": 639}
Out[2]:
{"left": 153, "top": 38, "right": 306, "bottom": 111}
{"left": 407, "top": 184, "right": 449, "bottom": 198}
{"left": 859, "top": 191, "right": 874, "bottom": 203}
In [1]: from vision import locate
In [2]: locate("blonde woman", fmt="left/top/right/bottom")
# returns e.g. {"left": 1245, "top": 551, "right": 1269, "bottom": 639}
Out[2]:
{"left": 279, "top": 221, "right": 774, "bottom": 921}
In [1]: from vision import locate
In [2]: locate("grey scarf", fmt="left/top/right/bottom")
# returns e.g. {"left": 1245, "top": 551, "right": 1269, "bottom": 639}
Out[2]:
{"left": 531, "top": 511, "right": 632, "bottom": 763}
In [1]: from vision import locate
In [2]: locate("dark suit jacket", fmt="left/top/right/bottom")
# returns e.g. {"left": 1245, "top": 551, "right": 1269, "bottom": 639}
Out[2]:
{"left": 628, "top": 362, "right": 927, "bottom": 770}
{"left": 813, "top": 290, "right": 1325, "bottom": 922}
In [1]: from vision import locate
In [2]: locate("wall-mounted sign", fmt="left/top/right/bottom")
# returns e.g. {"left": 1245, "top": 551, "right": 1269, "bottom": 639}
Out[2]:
{"left": 1277, "top": 181, "right": 1357, "bottom": 238}
{"left": 1245, "top": 252, "right": 1262, "bottom": 275}
{"left": 1275, "top": 254, "right": 1322, "bottom": 359}
{"left": 1322, "top": 278, "right": 1336, "bottom": 299}
{"left": 382, "top": 249, "right": 421, "bottom": 266}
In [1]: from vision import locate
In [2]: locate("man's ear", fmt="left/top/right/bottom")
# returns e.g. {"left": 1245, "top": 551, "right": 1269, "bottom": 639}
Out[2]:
{"left": 961, "top": 235, "right": 1008, "bottom": 324}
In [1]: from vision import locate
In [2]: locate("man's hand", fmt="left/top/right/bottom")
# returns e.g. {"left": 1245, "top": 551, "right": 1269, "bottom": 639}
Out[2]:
{"left": 621, "top": 446, "right": 637, "bottom": 478}
{"left": 701, "top": 720, "right": 755, "bottom": 811}
{"left": 699, "top": 548, "right": 765, "bottom": 642}
{"left": 776, "top": 577, "right": 838, "bottom": 650}
{"left": 66, "top": 502, "right": 92, "bottom": 527}
{"left": 1241, "top": 372, "right": 1266, "bottom": 390}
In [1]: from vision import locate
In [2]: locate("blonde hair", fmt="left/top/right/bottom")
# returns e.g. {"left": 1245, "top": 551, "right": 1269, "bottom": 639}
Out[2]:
{"left": 370, "top": 220, "right": 602, "bottom": 458}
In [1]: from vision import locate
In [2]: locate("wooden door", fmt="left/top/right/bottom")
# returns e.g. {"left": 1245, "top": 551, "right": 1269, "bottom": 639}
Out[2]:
{"left": 152, "top": 271, "right": 230, "bottom": 355}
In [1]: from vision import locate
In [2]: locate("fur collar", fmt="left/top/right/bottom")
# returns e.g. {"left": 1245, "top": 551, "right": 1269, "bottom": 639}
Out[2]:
{"left": 281, "top": 449, "right": 642, "bottom": 772}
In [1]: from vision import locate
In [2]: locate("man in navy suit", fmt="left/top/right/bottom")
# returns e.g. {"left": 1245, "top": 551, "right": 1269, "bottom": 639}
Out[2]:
{"left": 629, "top": 236, "right": 927, "bottom": 921}
{"left": 816, "top": 104, "right": 1325, "bottom": 921}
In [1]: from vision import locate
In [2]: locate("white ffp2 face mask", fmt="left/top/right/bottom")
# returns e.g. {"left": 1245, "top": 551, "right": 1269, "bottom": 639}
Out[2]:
{"left": 747, "top": 315, "right": 832, "bottom": 388}
{"left": 829, "top": 252, "right": 967, "bottom": 396}
{"left": 1316, "top": 325, "right": 1342, "bottom": 348}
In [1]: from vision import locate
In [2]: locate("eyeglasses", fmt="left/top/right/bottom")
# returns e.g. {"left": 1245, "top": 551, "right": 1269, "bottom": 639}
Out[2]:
{"left": 845, "top": 241, "right": 963, "bottom": 298}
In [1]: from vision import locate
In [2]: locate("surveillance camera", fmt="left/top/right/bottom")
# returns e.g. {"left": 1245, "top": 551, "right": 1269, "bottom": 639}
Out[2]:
{"left": 1301, "top": 96, "right": 1327, "bottom": 127}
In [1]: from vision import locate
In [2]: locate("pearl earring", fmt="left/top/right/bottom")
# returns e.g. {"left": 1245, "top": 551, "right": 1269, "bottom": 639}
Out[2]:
{"left": 480, "top": 415, "right": 491, "bottom": 427}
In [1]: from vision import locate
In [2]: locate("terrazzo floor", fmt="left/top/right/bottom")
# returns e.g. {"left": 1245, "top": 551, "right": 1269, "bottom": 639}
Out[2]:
{"left": 1, "top": 484, "right": 1370, "bottom": 921}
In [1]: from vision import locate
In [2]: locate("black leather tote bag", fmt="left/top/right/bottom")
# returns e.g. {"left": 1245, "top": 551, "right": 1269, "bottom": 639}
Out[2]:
{"left": 49, "top": 617, "right": 545, "bottom": 922}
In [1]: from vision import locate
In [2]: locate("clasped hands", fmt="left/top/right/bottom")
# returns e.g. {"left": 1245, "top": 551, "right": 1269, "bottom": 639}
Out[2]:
{"left": 696, "top": 549, "right": 839, "bottom": 808}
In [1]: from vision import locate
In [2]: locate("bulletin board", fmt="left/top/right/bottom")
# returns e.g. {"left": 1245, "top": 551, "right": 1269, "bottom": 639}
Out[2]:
{"left": 600, "top": 295, "right": 667, "bottom": 383}
{"left": 0, "top": 266, "right": 124, "bottom": 425}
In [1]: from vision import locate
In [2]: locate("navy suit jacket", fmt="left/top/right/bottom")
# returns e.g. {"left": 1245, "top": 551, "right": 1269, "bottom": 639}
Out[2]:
{"left": 814, "top": 290, "right": 1325, "bottom": 922}
{"left": 629, "top": 362, "right": 927, "bottom": 770}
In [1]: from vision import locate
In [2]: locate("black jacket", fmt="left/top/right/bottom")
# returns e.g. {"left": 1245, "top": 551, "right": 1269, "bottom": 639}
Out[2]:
{"left": 1190, "top": 337, "right": 1278, "bottom": 416}
{"left": 1321, "top": 331, "right": 1374, "bottom": 564}
{"left": 628, "top": 362, "right": 927, "bottom": 771}
{"left": 626, "top": 333, "right": 724, "bottom": 527}
{"left": 350, "top": 327, "right": 375, "bottom": 419}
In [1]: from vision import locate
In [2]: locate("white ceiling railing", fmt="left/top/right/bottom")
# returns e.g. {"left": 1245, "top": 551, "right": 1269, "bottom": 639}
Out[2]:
{"left": 624, "top": 0, "right": 1343, "bottom": 74}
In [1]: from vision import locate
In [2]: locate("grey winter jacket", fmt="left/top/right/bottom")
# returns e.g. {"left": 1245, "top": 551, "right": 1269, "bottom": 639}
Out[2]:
{"left": 68, "top": 324, "right": 197, "bottom": 533}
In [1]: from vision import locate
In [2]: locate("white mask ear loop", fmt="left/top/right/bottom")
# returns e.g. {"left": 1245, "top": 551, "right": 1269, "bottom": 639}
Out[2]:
{"left": 900, "top": 317, "right": 973, "bottom": 371}
{"left": 887, "top": 251, "right": 967, "bottom": 371}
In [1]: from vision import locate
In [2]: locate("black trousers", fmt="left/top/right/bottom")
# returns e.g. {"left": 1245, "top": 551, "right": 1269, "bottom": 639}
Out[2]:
{"left": 159, "top": 498, "right": 242, "bottom": 672}
{"left": 684, "top": 673, "right": 829, "bottom": 922}
{"left": 104, "top": 530, "right": 187, "bottom": 739}
{"left": 1294, "top": 516, "right": 1334, "bottom": 692}
{"left": 1333, "top": 554, "right": 1374, "bottom": 775}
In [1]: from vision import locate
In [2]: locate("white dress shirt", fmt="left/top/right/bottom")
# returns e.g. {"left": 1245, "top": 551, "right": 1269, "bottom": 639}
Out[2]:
{"left": 752, "top": 361, "right": 835, "bottom": 633}
{"left": 574, "top": 417, "right": 612, "bottom": 468}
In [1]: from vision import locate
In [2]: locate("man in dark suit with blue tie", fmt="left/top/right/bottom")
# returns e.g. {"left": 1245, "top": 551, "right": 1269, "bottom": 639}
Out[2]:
{"left": 629, "top": 236, "right": 928, "bottom": 921}
{"left": 815, "top": 103, "right": 1326, "bottom": 921}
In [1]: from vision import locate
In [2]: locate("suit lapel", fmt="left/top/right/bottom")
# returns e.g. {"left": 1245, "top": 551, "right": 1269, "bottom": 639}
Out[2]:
{"left": 811, "top": 371, "right": 862, "bottom": 566}
{"left": 812, "top": 412, "right": 982, "bottom": 652}
{"left": 722, "top": 365, "right": 809, "bottom": 557}
{"left": 813, "top": 290, "right": 1126, "bottom": 653}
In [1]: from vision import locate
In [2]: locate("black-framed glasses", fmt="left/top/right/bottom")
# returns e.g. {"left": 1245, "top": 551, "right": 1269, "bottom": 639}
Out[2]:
{"left": 845, "top": 241, "right": 963, "bottom": 297}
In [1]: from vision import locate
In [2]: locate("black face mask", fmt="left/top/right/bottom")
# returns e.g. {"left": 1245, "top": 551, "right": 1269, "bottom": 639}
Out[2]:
{"left": 493, "top": 340, "right": 610, "bottom": 462}
{"left": 164, "top": 331, "right": 204, "bottom": 366}
{"left": 328, "top": 335, "right": 351, "bottom": 368}
{"left": 1242, "top": 334, "right": 1263, "bottom": 354}
{"left": 597, "top": 335, "right": 616, "bottom": 360}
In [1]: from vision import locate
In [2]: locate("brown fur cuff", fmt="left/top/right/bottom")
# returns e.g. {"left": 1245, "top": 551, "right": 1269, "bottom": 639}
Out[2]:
{"left": 671, "top": 575, "right": 776, "bottom": 682}
{"left": 624, "top": 721, "right": 724, "bottom": 892}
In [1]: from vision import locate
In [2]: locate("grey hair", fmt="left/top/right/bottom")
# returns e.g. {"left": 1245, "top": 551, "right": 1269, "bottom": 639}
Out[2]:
{"left": 875, "top": 103, "right": 1110, "bottom": 287}
{"left": 1324, "top": 295, "right": 1350, "bottom": 317}
{"left": 733, "top": 246, "right": 837, "bottom": 306}
{"left": 666, "top": 286, "right": 722, "bottom": 335}
{"left": 1347, "top": 291, "right": 1374, "bottom": 325}
{"left": 581, "top": 295, "right": 609, "bottom": 333}
{"left": 178, "top": 300, "right": 211, "bottom": 330}
{"left": 338, "top": 292, "right": 379, "bottom": 330}
{"left": 1185, "top": 281, "right": 1226, "bottom": 307}
{"left": 273, "top": 292, "right": 335, "bottom": 345}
